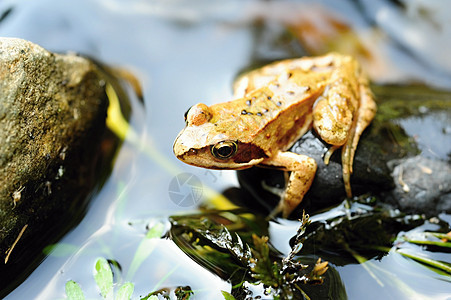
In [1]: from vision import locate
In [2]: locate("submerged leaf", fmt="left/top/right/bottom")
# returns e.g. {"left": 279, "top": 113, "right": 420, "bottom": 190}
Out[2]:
{"left": 174, "top": 286, "right": 194, "bottom": 300}
{"left": 116, "top": 282, "right": 134, "bottom": 300}
{"left": 94, "top": 257, "right": 114, "bottom": 299}
{"left": 169, "top": 210, "right": 268, "bottom": 283}
{"left": 65, "top": 280, "right": 85, "bottom": 300}
{"left": 221, "top": 290, "right": 236, "bottom": 300}
{"left": 169, "top": 210, "right": 333, "bottom": 299}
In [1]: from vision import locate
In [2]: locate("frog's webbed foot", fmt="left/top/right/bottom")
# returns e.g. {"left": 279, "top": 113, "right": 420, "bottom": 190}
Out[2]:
{"left": 262, "top": 152, "right": 317, "bottom": 218}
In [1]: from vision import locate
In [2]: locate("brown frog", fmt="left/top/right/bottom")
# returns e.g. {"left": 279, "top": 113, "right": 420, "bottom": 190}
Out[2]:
{"left": 173, "top": 53, "right": 377, "bottom": 217}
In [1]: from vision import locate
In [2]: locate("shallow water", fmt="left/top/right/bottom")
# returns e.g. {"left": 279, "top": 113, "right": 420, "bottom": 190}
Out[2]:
{"left": 0, "top": 0, "right": 450, "bottom": 299}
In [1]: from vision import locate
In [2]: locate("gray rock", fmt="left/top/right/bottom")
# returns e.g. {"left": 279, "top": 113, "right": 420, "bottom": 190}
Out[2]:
{"left": 0, "top": 38, "right": 108, "bottom": 289}
{"left": 388, "top": 156, "right": 451, "bottom": 214}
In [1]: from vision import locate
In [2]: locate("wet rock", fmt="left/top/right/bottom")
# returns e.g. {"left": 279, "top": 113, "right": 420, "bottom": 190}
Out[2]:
{"left": 388, "top": 156, "right": 451, "bottom": 213}
{"left": 237, "top": 85, "right": 451, "bottom": 216}
{"left": 0, "top": 38, "right": 109, "bottom": 289}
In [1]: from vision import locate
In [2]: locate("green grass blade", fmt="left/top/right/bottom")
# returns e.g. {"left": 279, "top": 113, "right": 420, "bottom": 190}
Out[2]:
{"left": 404, "top": 239, "right": 451, "bottom": 248}
{"left": 126, "top": 222, "right": 165, "bottom": 279}
{"left": 397, "top": 250, "right": 451, "bottom": 275}
{"left": 428, "top": 232, "right": 451, "bottom": 241}
{"left": 65, "top": 280, "right": 85, "bottom": 300}
{"left": 94, "top": 257, "right": 114, "bottom": 299}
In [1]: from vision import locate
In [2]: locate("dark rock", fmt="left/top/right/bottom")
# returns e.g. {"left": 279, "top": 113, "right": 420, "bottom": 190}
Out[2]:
{"left": 237, "top": 128, "right": 394, "bottom": 215}
{"left": 0, "top": 38, "right": 110, "bottom": 291}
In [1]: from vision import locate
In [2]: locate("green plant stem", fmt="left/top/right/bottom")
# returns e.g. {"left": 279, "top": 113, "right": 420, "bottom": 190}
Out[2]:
{"left": 397, "top": 250, "right": 451, "bottom": 275}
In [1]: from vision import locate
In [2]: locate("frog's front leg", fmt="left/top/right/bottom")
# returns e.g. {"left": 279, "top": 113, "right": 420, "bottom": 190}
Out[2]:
{"left": 261, "top": 151, "right": 317, "bottom": 218}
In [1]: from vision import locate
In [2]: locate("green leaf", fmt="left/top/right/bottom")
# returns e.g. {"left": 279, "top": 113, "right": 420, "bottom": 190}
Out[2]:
{"left": 221, "top": 290, "right": 236, "bottom": 300}
{"left": 250, "top": 234, "right": 280, "bottom": 285}
{"left": 116, "top": 282, "right": 134, "bottom": 300}
{"left": 127, "top": 222, "right": 165, "bottom": 279}
{"left": 94, "top": 257, "right": 114, "bottom": 299}
{"left": 65, "top": 280, "right": 85, "bottom": 300}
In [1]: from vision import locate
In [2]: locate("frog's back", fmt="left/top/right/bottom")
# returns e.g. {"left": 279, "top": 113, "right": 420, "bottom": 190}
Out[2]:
{"left": 218, "top": 70, "right": 331, "bottom": 153}
{"left": 233, "top": 53, "right": 343, "bottom": 99}
{"left": 228, "top": 53, "right": 361, "bottom": 152}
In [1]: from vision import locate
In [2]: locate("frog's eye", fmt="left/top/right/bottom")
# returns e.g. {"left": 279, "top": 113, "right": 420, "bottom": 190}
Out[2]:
{"left": 184, "top": 103, "right": 212, "bottom": 126}
{"left": 211, "top": 141, "right": 238, "bottom": 159}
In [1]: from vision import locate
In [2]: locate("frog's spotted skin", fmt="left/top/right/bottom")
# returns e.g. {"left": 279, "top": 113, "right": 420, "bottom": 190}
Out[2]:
{"left": 174, "top": 53, "right": 377, "bottom": 217}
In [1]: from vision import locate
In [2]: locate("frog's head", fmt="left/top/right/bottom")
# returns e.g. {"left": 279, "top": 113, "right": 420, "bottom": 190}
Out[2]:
{"left": 173, "top": 103, "right": 267, "bottom": 170}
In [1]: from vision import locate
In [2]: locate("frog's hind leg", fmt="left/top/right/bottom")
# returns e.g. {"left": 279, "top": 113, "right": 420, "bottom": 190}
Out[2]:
{"left": 312, "top": 67, "right": 357, "bottom": 197}
{"left": 341, "top": 77, "right": 377, "bottom": 197}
